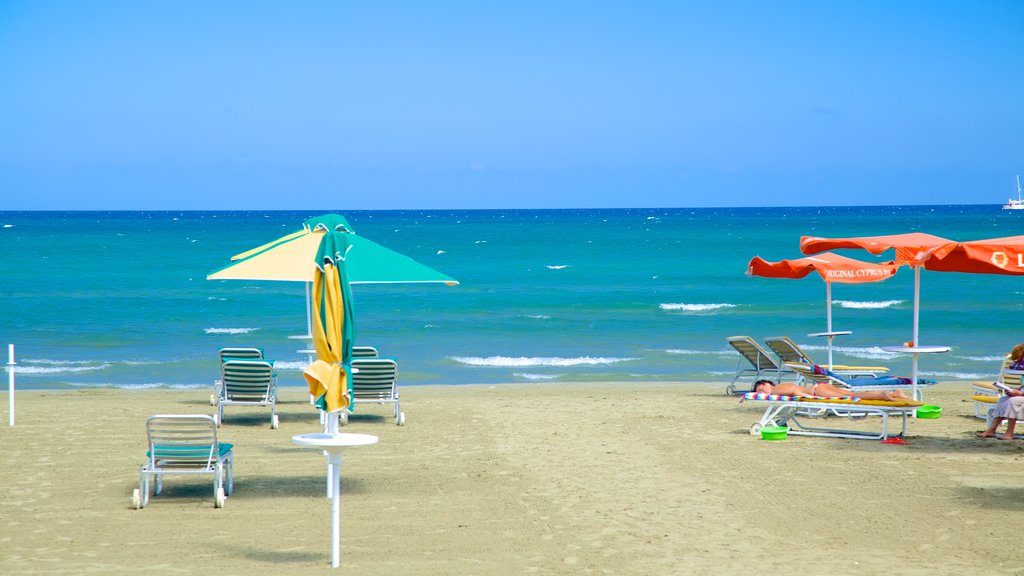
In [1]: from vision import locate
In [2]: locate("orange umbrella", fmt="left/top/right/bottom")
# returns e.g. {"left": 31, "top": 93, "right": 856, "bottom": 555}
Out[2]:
{"left": 916, "top": 235, "right": 1024, "bottom": 275}
{"left": 800, "top": 232, "right": 954, "bottom": 346}
{"left": 747, "top": 252, "right": 901, "bottom": 365}
{"left": 800, "top": 233, "right": 955, "bottom": 397}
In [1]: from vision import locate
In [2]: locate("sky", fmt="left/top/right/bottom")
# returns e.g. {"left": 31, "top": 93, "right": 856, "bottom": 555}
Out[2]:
{"left": 1, "top": 1, "right": 1022, "bottom": 209}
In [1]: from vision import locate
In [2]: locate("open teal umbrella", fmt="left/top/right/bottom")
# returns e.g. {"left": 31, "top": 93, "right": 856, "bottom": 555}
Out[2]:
{"left": 207, "top": 214, "right": 458, "bottom": 285}
{"left": 207, "top": 213, "right": 458, "bottom": 337}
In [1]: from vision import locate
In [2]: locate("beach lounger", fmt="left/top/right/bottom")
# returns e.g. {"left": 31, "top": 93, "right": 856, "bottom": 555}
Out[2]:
{"left": 783, "top": 362, "right": 936, "bottom": 401}
{"left": 741, "top": 392, "right": 923, "bottom": 440}
{"left": 725, "top": 336, "right": 792, "bottom": 395}
{"left": 972, "top": 356, "right": 1024, "bottom": 419}
{"left": 212, "top": 347, "right": 265, "bottom": 405}
{"left": 132, "top": 414, "right": 234, "bottom": 509}
{"left": 353, "top": 346, "right": 379, "bottom": 358}
{"left": 763, "top": 336, "right": 889, "bottom": 379}
{"left": 347, "top": 358, "right": 405, "bottom": 426}
{"left": 216, "top": 359, "right": 279, "bottom": 429}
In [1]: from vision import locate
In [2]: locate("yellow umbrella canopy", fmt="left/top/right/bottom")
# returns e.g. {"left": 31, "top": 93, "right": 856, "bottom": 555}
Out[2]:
{"left": 302, "top": 230, "right": 355, "bottom": 413}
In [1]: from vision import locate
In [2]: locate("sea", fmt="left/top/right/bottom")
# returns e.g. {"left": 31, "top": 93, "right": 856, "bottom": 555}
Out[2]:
{"left": 1, "top": 206, "right": 1022, "bottom": 391}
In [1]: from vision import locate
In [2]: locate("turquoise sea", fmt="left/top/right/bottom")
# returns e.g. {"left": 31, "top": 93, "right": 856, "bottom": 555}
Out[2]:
{"left": 1, "top": 207, "right": 1023, "bottom": 391}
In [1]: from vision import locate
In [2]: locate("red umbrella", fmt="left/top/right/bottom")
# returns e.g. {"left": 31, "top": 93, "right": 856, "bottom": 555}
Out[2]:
{"left": 747, "top": 252, "right": 901, "bottom": 366}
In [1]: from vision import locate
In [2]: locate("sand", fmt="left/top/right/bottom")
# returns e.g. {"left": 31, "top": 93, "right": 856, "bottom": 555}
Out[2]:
{"left": 1, "top": 382, "right": 1022, "bottom": 575}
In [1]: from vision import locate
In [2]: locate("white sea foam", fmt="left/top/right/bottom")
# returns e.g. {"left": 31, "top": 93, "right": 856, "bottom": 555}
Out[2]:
{"left": 525, "top": 314, "right": 551, "bottom": 319}
{"left": 921, "top": 371, "right": 986, "bottom": 380}
{"left": 547, "top": 265, "right": 569, "bottom": 270}
{"left": 659, "top": 303, "right": 737, "bottom": 312}
{"left": 24, "top": 358, "right": 99, "bottom": 365}
{"left": 833, "top": 299, "right": 903, "bottom": 309}
{"left": 273, "top": 360, "right": 308, "bottom": 370}
{"left": 830, "top": 345, "right": 900, "bottom": 361}
{"left": 962, "top": 355, "right": 1006, "bottom": 363}
{"left": 450, "top": 356, "right": 635, "bottom": 367}
{"left": 204, "top": 327, "right": 259, "bottom": 334}
{"left": 513, "top": 372, "right": 562, "bottom": 380}
{"left": 16, "top": 363, "right": 110, "bottom": 375}
{"left": 437, "top": 250, "right": 446, "bottom": 254}
{"left": 2, "top": 224, "right": 13, "bottom": 228}
{"left": 666, "top": 348, "right": 735, "bottom": 356}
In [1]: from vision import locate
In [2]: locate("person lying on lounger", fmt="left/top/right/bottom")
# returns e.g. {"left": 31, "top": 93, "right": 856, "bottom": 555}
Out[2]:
{"left": 752, "top": 379, "right": 910, "bottom": 402}
{"left": 976, "top": 343, "right": 1024, "bottom": 440}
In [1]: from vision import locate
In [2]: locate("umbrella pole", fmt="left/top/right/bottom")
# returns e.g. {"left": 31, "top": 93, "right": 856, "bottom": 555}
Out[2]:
{"left": 330, "top": 452, "right": 342, "bottom": 568}
{"left": 825, "top": 282, "right": 834, "bottom": 369}
{"left": 912, "top": 266, "right": 921, "bottom": 400}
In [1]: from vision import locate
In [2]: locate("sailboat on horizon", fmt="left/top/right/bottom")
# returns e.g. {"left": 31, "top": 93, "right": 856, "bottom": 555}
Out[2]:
{"left": 1002, "top": 175, "right": 1024, "bottom": 210}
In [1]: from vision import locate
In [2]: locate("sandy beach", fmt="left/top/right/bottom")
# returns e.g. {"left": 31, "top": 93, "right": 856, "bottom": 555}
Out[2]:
{"left": 2, "top": 382, "right": 1022, "bottom": 575}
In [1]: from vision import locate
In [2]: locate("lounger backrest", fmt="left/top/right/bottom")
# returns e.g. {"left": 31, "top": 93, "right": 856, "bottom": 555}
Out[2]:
{"left": 352, "top": 346, "right": 379, "bottom": 358}
{"left": 219, "top": 347, "right": 264, "bottom": 362}
{"left": 146, "top": 414, "right": 220, "bottom": 470}
{"left": 221, "top": 360, "right": 275, "bottom": 401}
{"left": 727, "top": 336, "right": 780, "bottom": 370}
{"left": 351, "top": 358, "right": 398, "bottom": 401}
{"left": 764, "top": 336, "right": 812, "bottom": 365}
{"left": 999, "top": 356, "right": 1024, "bottom": 387}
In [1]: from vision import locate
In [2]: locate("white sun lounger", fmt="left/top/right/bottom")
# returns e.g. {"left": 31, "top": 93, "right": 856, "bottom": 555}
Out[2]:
{"left": 741, "top": 392, "right": 923, "bottom": 441}
{"left": 763, "top": 336, "right": 889, "bottom": 379}
{"left": 132, "top": 414, "right": 234, "bottom": 509}
{"left": 783, "top": 362, "right": 936, "bottom": 401}
{"left": 972, "top": 356, "right": 1024, "bottom": 419}
{"left": 725, "top": 336, "right": 793, "bottom": 395}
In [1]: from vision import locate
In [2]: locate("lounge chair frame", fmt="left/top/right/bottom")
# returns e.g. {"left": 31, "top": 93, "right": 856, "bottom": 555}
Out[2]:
{"left": 216, "top": 359, "right": 279, "bottom": 429}
{"left": 725, "top": 336, "right": 789, "bottom": 395}
{"left": 972, "top": 356, "right": 1024, "bottom": 419}
{"left": 347, "top": 358, "right": 405, "bottom": 426}
{"left": 133, "top": 414, "right": 233, "bottom": 509}
{"left": 763, "top": 336, "right": 887, "bottom": 380}
{"left": 212, "top": 347, "right": 265, "bottom": 405}
{"left": 352, "top": 346, "right": 379, "bottom": 358}
{"left": 783, "top": 362, "right": 933, "bottom": 401}
{"left": 744, "top": 394, "right": 916, "bottom": 441}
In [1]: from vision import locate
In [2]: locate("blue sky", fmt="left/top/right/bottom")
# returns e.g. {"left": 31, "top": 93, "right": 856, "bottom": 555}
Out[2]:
{"left": 1, "top": 1, "right": 1022, "bottom": 209}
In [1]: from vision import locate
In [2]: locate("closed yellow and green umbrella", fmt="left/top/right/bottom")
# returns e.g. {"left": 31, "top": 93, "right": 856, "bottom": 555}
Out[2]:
{"left": 302, "top": 230, "right": 356, "bottom": 413}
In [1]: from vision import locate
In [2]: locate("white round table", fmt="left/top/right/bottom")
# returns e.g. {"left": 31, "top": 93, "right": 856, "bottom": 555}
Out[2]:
{"left": 292, "top": 432, "right": 378, "bottom": 568}
{"left": 879, "top": 345, "right": 951, "bottom": 402}
{"left": 807, "top": 330, "right": 853, "bottom": 368}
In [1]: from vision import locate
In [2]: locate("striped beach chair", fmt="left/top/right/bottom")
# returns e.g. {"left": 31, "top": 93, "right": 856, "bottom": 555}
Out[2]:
{"left": 216, "top": 359, "right": 279, "bottom": 429}
{"left": 212, "top": 348, "right": 265, "bottom": 405}
{"left": 132, "top": 414, "right": 234, "bottom": 509}
{"left": 348, "top": 358, "right": 405, "bottom": 426}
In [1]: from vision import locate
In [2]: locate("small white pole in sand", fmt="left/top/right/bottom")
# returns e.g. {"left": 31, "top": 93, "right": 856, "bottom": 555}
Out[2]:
{"left": 7, "top": 344, "right": 15, "bottom": 426}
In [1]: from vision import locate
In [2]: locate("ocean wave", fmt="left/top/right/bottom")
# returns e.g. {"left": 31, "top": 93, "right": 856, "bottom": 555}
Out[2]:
{"left": 22, "top": 358, "right": 99, "bottom": 365}
{"left": 204, "top": 327, "right": 259, "bottom": 334}
{"left": 449, "top": 356, "right": 636, "bottom": 367}
{"left": 546, "top": 265, "right": 569, "bottom": 270}
{"left": 524, "top": 314, "right": 551, "bottom": 319}
{"left": 667, "top": 348, "right": 735, "bottom": 356}
{"left": 15, "top": 363, "right": 111, "bottom": 375}
{"left": 273, "top": 360, "right": 309, "bottom": 370}
{"left": 962, "top": 355, "right": 1006, "bottom": 363}
{"left": 513, "top": 372, "right": 562, "bottom": 380}
{"left": 659, "top": 303, "right": 737, "bottom": 312}
{"left": 830, "top": 345, "right": 900, "bottom": 361}
{"left": 920, "top": 371, "right": 986, "bottom": 380}
{"left": 833, "top": 299, "right": 903, "bottom": 309}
